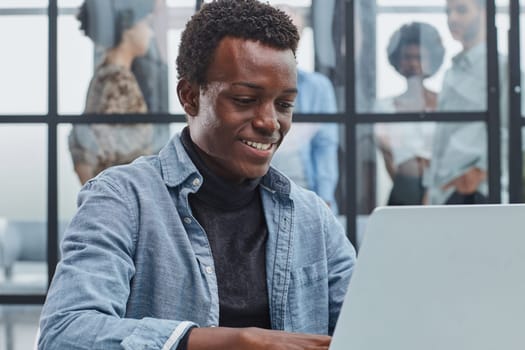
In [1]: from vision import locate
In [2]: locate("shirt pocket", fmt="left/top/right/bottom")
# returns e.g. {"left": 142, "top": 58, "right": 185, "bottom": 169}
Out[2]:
{"left": 287, "top": 260, "right": 329, "bottom": 333}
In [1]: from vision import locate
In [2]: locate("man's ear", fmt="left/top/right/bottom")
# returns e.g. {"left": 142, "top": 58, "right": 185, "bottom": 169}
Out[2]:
{"left": 177, "top": 79, "right": 199, "bottom": 116}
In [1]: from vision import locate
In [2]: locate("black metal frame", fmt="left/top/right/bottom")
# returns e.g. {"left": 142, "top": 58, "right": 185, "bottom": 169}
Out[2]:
{"left": 345, "top": 0, "right": 357, "bottom": 246}
{"left": 0, "top": 0, "right": 512, "bottom": 305}
{"left": 509, "top": 0, "right": 523, "bottom": 203}
{"left": 486, "top": 0, "right": 502, "bottom": 203}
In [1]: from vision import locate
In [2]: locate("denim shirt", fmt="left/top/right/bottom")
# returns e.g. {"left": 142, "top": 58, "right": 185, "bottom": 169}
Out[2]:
{"left": 38, "top": 133, "right": 356, "bottom": 350}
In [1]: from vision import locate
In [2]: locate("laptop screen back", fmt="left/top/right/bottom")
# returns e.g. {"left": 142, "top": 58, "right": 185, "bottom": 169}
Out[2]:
{"left": 330, "top": 204, "right": 525, "bottom": 350}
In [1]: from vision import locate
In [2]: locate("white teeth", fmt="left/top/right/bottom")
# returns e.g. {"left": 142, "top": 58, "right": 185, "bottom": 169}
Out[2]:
{"left": 243, "top": 140, "right": 272, "bottom": 151}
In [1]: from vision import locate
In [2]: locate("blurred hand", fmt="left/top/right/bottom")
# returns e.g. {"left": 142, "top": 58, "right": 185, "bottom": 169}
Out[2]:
{"left": 442, "top": 167, "right": 486, "bottom": 195}
{"left": 421, "top": 190, "right": 429, "bottom": 205}
{"left": 188, "top": 327, "right": 331, "bottom": 350}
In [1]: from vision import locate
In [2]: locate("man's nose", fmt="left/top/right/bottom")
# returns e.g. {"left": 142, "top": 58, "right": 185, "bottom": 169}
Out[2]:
{"left": 253, "top": 103, "right": 280, "bottom": 133}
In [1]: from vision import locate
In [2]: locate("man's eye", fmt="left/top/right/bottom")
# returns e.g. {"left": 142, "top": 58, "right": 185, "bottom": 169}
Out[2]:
{"left": 233, "top": 97, "right": 256, "bottom": 105}
{"left": 277, "top": 101, "right": 294, "bottom": 110}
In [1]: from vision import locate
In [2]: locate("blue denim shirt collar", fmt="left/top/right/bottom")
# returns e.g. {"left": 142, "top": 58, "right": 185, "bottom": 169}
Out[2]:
{"left": 158, "top": 135, "right": 201, "bottom": 188}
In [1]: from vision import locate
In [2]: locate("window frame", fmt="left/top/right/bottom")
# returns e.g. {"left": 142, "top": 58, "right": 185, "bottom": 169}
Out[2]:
{"left": 0, "top": 0, "right": 511, "bottom": 304}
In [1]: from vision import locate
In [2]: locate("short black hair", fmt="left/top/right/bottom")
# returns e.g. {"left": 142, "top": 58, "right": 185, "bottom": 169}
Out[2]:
{"left": 176, "top": 0, "right": 299, "bottom": 86}
{"left": 387, "top": 22, "right": 445, "bottom": 78}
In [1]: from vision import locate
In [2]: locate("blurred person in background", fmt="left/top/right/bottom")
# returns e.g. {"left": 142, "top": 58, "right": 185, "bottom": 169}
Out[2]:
{"left": 69, "top": 0, "right": 158, "bottom": 185}
{"left": 424, "top": 0, "right": 509, "bottom": 204}
{"left": 374, "top": 22, "right": 445, "bottom": 205}
{"left": 132, "top": 0, "right": 171, "bottom": 153}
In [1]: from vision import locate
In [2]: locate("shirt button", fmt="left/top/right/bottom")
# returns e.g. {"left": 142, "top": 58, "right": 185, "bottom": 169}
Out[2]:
{"left": 183, "top": 217, "right": 192, "bottom": 224}
{"left": 205, "top": 266, "right": 213, "bottom": 274}
{"left": 192, "top": 178, "right": 201, "bottom": 186}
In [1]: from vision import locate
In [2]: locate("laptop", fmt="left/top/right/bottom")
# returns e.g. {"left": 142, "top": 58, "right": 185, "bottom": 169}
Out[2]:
{"left": 330, "top": 204, "right": 525, "bottom": 350}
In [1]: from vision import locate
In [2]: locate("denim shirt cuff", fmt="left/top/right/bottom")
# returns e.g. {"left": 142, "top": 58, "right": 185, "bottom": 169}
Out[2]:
{"left": 121, "top": 319, "right": 197, "bottom": 350}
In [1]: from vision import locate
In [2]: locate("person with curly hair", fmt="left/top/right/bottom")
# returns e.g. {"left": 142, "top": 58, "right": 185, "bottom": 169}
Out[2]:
{"left": 374, "top": 22, "right": 445, "bottom": 205}
{"left": 38, "top": 1, "right": 356, "bottom": 349}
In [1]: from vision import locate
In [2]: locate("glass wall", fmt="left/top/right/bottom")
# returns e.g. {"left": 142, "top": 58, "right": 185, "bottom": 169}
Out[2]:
{"left": 0, "top": 125, "right": 48, "bottom": 296}
{"left": 350, "top": 0, "right": 520, "bottom": 245}
{"left": 0, "top": 15, "right": 48, "bottom": 115}
{"left": 0, "top": 305, "right": 42, "bottom": 350}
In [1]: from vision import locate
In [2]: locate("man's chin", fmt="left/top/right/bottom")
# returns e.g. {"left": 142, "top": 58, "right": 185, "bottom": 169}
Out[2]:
{"left": 245, "top": 164, "right": 271, "bottom": 180}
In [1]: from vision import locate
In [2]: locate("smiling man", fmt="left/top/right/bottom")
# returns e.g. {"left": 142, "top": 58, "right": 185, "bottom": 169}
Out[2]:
{"left": 38, "top": 1, "right": 356, "bottom": 349}
{"left": 178, "top": 38, "right": 298, "bottom": 183}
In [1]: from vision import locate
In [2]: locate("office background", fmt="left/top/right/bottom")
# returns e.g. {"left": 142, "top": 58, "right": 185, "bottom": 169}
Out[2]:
{"left": 0, "top": 0, "right": 523, "bottom": 348}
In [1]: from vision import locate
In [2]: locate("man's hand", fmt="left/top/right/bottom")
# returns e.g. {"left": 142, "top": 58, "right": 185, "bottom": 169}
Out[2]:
{"left": 188, "top": 327, "right": 331, "bottom": 350}
{"left": 442, "top": 167, "right": 486, "bottom": 195}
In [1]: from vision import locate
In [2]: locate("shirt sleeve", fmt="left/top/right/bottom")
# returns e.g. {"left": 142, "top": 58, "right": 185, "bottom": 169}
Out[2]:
{"left": 436, "top": 122, "right": 487, "bottom": 185}
{"left": 176, "top": 326, "right": 195, "bottom": 350}
{"left": 323, "top": 204, "right": 356, "bottom": 335}
{"left": 38, "top": 178, "right": 197, "bottom": 350}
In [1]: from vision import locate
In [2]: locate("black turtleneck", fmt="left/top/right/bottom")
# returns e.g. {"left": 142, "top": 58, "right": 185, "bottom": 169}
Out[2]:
{"left": 180, "top": 127, "right": 271, "bottom": 330}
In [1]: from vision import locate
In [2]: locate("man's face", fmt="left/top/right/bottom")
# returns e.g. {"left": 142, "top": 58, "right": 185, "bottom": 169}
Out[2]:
{"left": 446, "top": 0, "right": 485, "bottom": 45}
{"left": 187, "top": 37, "right": 297, "bottom": 183}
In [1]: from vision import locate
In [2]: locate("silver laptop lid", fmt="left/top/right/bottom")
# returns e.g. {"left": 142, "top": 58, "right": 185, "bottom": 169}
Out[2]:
{"left": 330, "top": 204, "right": 525, "bottom": 350}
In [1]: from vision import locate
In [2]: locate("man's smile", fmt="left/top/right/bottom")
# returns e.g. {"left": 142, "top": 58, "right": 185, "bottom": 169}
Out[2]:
{"left": 241, "top": 139, "right": 274, "bottom": 151}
